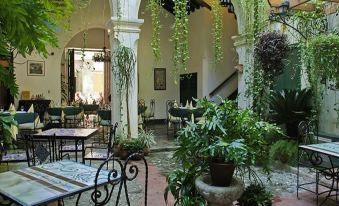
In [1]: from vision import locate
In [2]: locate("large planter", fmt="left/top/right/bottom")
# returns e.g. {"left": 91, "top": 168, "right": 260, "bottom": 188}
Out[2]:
{"left": 210, "top": 162, "right": 235, "bottom": 187}
{"left": 195, "top": 175, "right": 244, "bottom": 206}
{"left": 285, "top": 122, "right": 299, "bottom": 138}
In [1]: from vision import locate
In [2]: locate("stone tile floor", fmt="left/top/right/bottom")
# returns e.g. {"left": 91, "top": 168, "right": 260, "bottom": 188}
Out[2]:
{"left": 0, "top": 123, "right": 338, "bottom": 205}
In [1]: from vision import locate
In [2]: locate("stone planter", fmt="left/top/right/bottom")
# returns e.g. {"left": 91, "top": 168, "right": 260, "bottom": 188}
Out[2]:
{"left": 195, "top": 175, "right": 244, "bottom": 206}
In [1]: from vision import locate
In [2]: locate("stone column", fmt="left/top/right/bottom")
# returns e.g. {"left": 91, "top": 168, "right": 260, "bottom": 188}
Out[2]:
{"left": 107, "top": 1, "right": 144, "bottom": 137}
{"left": 232, "top": 34, "right": 252, "bottom": 109}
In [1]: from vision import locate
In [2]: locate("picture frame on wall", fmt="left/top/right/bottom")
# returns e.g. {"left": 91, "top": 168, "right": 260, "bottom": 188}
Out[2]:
{"left": 27, "top": 60, "right": 45, "bottom": 76}
{"left": 154, "top": 68, "right": 166, "bottom": 90}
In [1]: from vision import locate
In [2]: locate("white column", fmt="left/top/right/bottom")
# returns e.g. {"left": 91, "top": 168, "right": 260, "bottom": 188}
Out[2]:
{"left": 108, "top": 17, "right": 144, "bottom": 138}
{"left": 232, "top": 35, "right": 252, "bottom": 109}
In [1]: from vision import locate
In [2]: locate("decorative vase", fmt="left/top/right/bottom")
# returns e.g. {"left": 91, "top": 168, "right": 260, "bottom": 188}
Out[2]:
{"left": 210, "top": 161, "right": 235, "bottom": 187}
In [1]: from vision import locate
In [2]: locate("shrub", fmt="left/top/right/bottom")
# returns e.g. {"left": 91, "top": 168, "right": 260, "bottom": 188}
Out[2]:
{"left": 269, "top": 140, "right": 298, "bottom": 165}
{"left": 237, "top": 184, "right": 273, "bottom": 206}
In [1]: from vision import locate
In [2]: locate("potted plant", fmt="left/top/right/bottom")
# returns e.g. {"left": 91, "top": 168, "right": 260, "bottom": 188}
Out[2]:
{"left": 138, "top": 129, "right": 156, "bottom": 156}
{"left": 165, "top": 98, "right": 281, "bottom": 205}
{"left": 112, "top": 133, "right": 122, "bottom": 156}
{"left": 208, "top": 139, "right": 248, "bottom": 186}
{"left": 119, "top": 138, "right": 144, "bottom": 160}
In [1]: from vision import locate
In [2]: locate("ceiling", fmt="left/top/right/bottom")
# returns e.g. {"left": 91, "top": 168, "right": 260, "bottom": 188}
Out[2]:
{"left": 161, "top": 0, "right": 212, "bottom": 14}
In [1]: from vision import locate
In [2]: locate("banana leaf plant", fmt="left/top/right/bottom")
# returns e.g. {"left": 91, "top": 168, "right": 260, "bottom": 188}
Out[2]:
{"left": 0, "top": 115, "right": 18, "bottom": 151}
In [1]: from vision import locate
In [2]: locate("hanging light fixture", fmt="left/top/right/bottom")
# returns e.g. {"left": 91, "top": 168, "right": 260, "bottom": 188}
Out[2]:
{"left": 220, "top": 0, "right": 231, "bottom": 7}
{"left": 93, "top": 30, "right": 111, "bottom": 62}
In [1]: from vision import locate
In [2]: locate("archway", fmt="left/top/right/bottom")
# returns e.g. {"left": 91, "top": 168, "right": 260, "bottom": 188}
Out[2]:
{"left": 61, "top": 28, "right": 111, "bottom": 105}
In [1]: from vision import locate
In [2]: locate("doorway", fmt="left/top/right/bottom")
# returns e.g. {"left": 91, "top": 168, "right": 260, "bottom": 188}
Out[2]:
{"left": 180, "top": 73, "right": 197, "bottom": 107}
{"left": 67, "top": 48, "right": 110, "bottom": 105}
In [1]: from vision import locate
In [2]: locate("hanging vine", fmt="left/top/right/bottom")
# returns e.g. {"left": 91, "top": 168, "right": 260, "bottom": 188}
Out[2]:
{"left": 172, "top": 0, "right": 189, "bottom": 83}
{"left": 147, "top": 0, "right": 162, "bottom": 62}
{"left": 211, "top": 0, "right": 223, "bottom": 63}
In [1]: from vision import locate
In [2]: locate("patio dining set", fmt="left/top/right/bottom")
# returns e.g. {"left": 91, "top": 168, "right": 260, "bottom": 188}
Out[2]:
{"left": 0, "top": 123, "right": 149, "bottom": 206}
{"left": 296, "top": 120, "right": 339, "bottom": 206}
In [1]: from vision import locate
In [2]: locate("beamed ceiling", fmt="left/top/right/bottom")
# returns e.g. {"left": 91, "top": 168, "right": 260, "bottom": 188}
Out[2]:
{"left": 161, "top": 0, "right": 212, "bottom": 14}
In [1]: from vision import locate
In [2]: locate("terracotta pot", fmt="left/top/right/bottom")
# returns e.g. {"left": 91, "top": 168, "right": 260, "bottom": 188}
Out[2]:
{"left": 209, "top": 161, "right": 235, "bottom": 187}
{"left": 143, "top": 148, "right": 150, "bottom": 156}
{"left": 119, "top": 149, "right": 129, "bottom": 160}
{"left": 113, "top": 144, "right": 120, "bottom": 156}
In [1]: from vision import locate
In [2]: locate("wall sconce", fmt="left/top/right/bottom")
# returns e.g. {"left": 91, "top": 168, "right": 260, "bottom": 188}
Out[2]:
{"left": 234, "top": 64, "right": 243, "bottom": 73}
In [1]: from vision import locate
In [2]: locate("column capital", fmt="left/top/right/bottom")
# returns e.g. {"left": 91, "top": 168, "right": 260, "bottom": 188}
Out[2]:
{"left": 232, "top": 34, "right": 252, "bottom": 48}
{"left": 107, "top": 17, "right": 144, "bottom": 34}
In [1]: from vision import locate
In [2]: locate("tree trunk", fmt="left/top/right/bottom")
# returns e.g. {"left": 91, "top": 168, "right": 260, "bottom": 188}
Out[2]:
{"left": 126, "top": 85, "right": 131, "bottom": 138}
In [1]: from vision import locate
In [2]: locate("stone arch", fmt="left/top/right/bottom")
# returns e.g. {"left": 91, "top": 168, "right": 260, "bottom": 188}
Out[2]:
{"left": 231, "top": 0, "right": 246, "bottom": 35}
{"left": 108, "top": 0, "right": 142, "bottom": 19}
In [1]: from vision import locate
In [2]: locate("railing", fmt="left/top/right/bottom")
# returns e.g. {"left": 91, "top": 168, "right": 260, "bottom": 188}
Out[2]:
{"left": 209, "top": 70, "right": 238, "bottom": 98}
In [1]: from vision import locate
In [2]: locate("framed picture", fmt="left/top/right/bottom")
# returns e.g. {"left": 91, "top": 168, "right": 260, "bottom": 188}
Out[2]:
{"left": 154, "top": 68, "right": 166, "bottom": 90}
{"left": 27, "top": 60, "right": 45, "bottom": 76}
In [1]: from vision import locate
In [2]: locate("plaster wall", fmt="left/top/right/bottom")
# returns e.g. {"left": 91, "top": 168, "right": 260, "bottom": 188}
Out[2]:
{"left": 14, "top": 0, "right": 111, "bottom": 107}
{"left": 318, "top": 14, "right": 339, "bottom": 136}
{"left": 138, "top": 1, "right": 238, "bottom": 119}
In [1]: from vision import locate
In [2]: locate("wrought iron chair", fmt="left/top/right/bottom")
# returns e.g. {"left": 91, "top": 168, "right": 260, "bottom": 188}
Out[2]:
{"left": 63, "top": 107, "right": 84, "bottom": 128}
{"left": 0, "top": 122, "right": 31, "bottom": 168}
{"left": 167, "top": 107, "right": 191, "bottom": 138}
{"left": 76, "top": 153, "right": 149, "bottom": 206}
{"left": 84, "top": 122, "right": 118, "bottom": 166}
{"left": 143, "top": 99, "right": 155, "bottom": 127}
{"left": 46, "top": 107, "right": 63, "bottom": 128}
{"left": 97, "top": 110, "right": 112, "bottom": 142}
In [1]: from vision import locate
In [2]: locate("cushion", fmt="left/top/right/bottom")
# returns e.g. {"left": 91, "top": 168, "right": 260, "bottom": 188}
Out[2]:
{"left": 84, "top": 151, "right": 108, "bottom": 160}
{"left": 1, "top": 152, "right": 27, "bottom": 162}
{"left": 49, "top": 115, "right": 61, "bottom": 121}
{"left": 65, "top": 114, "right": 83, "bottom": 120}
{"left": 60, "top": 145, "right": 83, "bottom": 151}
{"left": 100, "top": 120, "right": 111, "bottom": 126}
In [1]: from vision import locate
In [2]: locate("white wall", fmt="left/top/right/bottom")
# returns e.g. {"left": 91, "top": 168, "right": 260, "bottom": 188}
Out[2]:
{"left": 14, "top": 0, "right": 111, "bottom": 107}
{"left": 138, "top": 1, "right": 238, "bottom": 119}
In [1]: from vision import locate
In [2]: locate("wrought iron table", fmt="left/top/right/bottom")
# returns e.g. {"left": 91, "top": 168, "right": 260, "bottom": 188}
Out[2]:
{"left": 0, "top": 160, "right": 117, "bottom": 206}
{"left": 33, "top": 128, "right": 97, "bottom": 163}
{"left": 298, "top": 142, "right": 339, "bottom": 206}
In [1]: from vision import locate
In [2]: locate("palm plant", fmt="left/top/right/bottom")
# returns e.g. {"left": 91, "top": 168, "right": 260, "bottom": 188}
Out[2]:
{"left": 268, "top": 89, "right": 313, "bottom": 137}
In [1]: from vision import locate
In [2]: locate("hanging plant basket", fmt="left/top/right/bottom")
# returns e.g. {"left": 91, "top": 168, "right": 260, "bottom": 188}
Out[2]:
{"left": 308, "top": 34, "right": 339, "bottom": 82}
{"left": 255, "top": 32, "right": 289, "bottom": 78}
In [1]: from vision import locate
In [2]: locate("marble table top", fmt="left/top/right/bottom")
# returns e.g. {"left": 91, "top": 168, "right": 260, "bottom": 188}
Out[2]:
{"left": 0, "top": 160, "right": 118, "bottom": 206}
{"left": 33, "top": 128, "right": 98, "bottom": 139}
{"left": 299, "top": 142, "right": 339, "bottom": 158}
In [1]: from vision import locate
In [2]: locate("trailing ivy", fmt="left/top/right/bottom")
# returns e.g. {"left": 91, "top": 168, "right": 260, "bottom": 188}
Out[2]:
{"left": 172, "top": 0, "right": 189, "bottom": 83}
{"left": 147, "top": 0, "right": 162, "bottom": 62}
{"left": 211, "top": 0, "right": 223, "bottom": 63}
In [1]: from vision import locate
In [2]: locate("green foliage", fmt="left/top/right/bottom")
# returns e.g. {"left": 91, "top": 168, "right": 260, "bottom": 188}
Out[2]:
{"left": 172, "top": 0, "right": 189, "bottom": 83}
{"left": 0, "top": 115, "right": 18, "bottom": 150}
{"left": 211, "top": 0, "right": 223, "bottom": 63}
{"left": 0, "top": 65, "right": 19, "bottom": 97}
{"left": 255, "top": 32, "right": 289, "bottom": 79}
{"left": 120, "top": 138, "right": 144, "bottom": 153}
{"left": 165, "top": 168, "right": 206, "bottom": 206}
{"left": 268, "top": 89, "right": 313, "bottom": 125}
{"left": 112, "top": 45, "right": 136, "bottom": 137}
{"left": 208, "top": 139, "right": 248, "bottom": 166}
{"left": 147, "top": 0, "right": 162, "bottom": 62}
{"left": 269, "top": 140, "right": 298, "bottom": 165}
{"left": 138, "top": 129, "right": 156, "bottom": 148}
{"left": 165, "top": 98, "right": 281, "bottom": 205}
{"left": 236, "top": 183, "right": 273, "bottom": 206}
{"left": 308, "top": 34, "right": 339, "bottom": 83}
